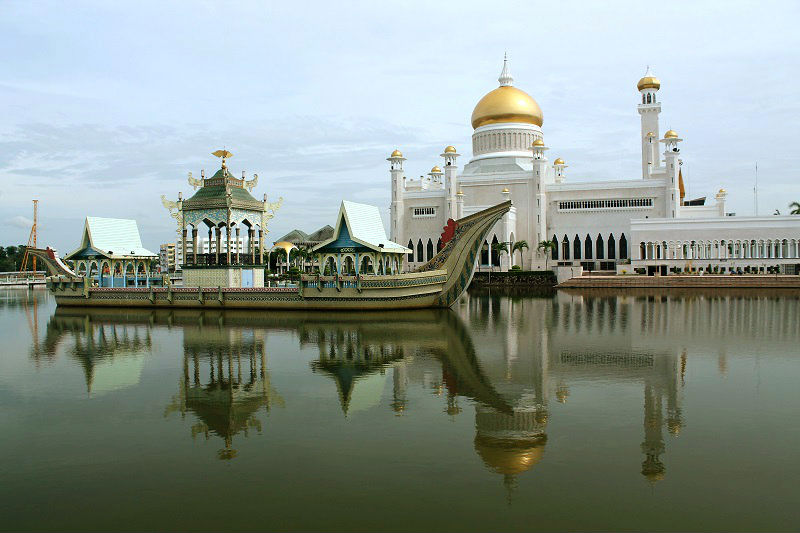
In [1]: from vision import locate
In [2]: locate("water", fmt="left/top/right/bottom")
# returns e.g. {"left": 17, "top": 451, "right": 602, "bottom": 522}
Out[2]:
{"left": 1, "top": 287, "right": 799, "bottom": 531}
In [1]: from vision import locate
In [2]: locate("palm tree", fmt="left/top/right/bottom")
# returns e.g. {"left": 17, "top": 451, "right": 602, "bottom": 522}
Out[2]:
{"left": 790, "top": 201, "right": 800, "bottom": 215}
{"left": 494, "top": 241, "right": 509, "bottom": 272}
{"left": 512, "top": 240, "right": 529, "bottom": 270}
{"left": 537, "top": 240, "right": 556, "bottom": 270}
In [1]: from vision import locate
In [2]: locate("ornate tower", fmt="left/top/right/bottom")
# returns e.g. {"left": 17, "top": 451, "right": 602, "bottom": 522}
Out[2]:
{"left": 530, "top": 139, "right": 549, "bottom": 247}
{"left": 637, "top": 67, "right": 662, "bottom": 178}
{"left": 441, "top": 145, "right": 460, "bottom": 220}
{"left": 553, "top": 157, "right": 567, "bottom": 184}
{"left": 388, "top": 149, "right": 406, "bottom": 243}
{"left": 661, "top": 130, "right": 683, "bottom": 218}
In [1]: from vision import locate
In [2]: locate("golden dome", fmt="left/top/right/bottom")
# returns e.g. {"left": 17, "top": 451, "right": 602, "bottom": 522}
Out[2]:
{"left": 718, "top": 188, "right": 727, "bottom": 194}
{"left": 430, "top": 165, "right": 442, "bottom": 173}
{"left": 457, "top": 190, "right": 464, "bottom": 195}
{"left": 471, "top": 86, "right": 543, "bottom": 129}
{"left": 554, "top": 157, "right": 565, "bottom": 165}
{"left": 390, "top": 149, "right": 403, "bottom": 158}
{"left": 502, "top": 188, "right": 510, "bottom": 193}
{"left": 474, "top": 435, "right": 546, "bottom": 476}
{"left": 637, "top": 67, "right": 661, "bottom": 91}
{"left": 444, "top": 145, "right": 457, "bottom": 153}
{"left": 532, "top": 138, "right": 545, "bottom": 147}
{"left": 664, "top": 129, "right": 678, "bottom": 139}
{"left": 646, "top": 131, "right": 655, "bottom": 138}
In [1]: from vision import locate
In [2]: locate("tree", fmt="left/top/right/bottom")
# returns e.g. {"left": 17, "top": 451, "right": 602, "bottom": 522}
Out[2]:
{"left": 537, "top": 240, "right": 556, "bottom": 269}
{"left": 493, "top": 241, "right": 509, "bottom": 272}
{"left": 512, "top": 240, "right": 529, "bottom": 270}
{"left": 790, "top": 202, "right": 800, "bottom": 215}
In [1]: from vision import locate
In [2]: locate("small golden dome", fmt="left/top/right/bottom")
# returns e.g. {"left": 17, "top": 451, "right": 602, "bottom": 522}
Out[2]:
{"left": 390, "top": 149, "right": 403, "bottom": 158}
{"left": 457, "top": 190, "right": 464, "bottom": 196}
{"left": 502, "top": 188, "right": 510, "bottom": 193}
{"left": 532, "top": 138, "right": 545, "bottom": 147}
{"left": 664, "top": 129, "right": 678, "bottom": 139}
{"left": 718, "top": 188, "right": 726, "bottom": 194}
{"left": 554, "top": 158, "right": 565, "bottom": 165}
{"left": 646, "top": 131, "right": 655, "bottom": 138}
{"left": 637, "top": 67, "right": 661, "bottom": 91}
{"left": 444, "top": 145, "right": 457, "bottom": 153}
{"left": 430, "top": 165, "right": 442, "bottom": 173}
{"left": 471, "top": 86, "right": 543, "bottom": 129}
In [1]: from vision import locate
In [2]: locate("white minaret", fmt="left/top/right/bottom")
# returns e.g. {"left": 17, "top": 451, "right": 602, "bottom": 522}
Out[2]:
{"left": 553, "top": 157, "right": 567, "bottom": 184}
{"left": 456, "top": 190, "right": 464, "bottom": 219}
{"left": 637, "top": 67, "right": 662, "bottom": 179}
{"left": 441, "top": 145, "right": 460, "bottom": 220}
{"left": 388, "top": 149, "right": 406, "bottom": 243}
{"left": 531, "top": 139, "right": 549, "bottom": 264}
{"left": 660, "top": 130, "right": 683, "bottom": 218}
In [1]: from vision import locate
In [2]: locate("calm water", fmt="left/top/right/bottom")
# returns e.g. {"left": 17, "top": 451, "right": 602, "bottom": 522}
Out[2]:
{"left": 1, "top": 287, "right": 799, "bottom": 531}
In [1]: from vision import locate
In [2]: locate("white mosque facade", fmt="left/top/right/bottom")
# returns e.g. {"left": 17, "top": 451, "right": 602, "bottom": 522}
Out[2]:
{"left": 389, "top": 58, "right": 800, "bottom": 274}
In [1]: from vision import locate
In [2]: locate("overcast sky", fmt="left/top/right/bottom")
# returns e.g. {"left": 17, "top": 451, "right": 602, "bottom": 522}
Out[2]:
{"left": 1, "top": 0, "right": 798, "bottom": 253}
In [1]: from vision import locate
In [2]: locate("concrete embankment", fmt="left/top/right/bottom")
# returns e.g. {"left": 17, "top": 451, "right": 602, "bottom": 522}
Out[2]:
{"left": 558, "top": 275, "right": 800, "bottom": 289}
{"left": 471, "top": 271, "right": 556, "bottom": 287}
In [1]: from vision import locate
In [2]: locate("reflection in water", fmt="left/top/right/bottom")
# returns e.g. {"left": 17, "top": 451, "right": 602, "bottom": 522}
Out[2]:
{"left": 164, "top": 320, "right": 283, "bottom": 460}
{"left": 39, "top": 289, "right": 800, "bottom": 491}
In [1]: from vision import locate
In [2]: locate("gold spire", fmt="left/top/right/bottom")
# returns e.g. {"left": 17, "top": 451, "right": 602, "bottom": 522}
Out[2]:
{"left": 678, "top": 168, "right": 686, "bottom": 202}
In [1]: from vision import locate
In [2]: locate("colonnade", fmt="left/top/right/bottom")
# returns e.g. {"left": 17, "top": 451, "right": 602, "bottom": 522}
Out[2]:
{"left": 74, "top": 258, "right": 155, "bottom": 287}
{"left": 315, "top": 251, "right": 404, "bottom": 276}
{"left": 181, "top": 221, "right": 265, "bottom": 267}
{"left": 639, "top": 238, "right": 800, "bottom": 261}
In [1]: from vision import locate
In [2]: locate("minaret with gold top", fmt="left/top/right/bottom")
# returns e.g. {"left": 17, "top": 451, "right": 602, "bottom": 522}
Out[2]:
{"left": 637, "top": 66, "right": 662, "bottom": 178}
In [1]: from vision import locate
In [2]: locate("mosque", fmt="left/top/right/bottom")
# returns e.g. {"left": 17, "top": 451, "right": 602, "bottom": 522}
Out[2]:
{"left": 390, "top": 57, "right": 800, "bottom": 274}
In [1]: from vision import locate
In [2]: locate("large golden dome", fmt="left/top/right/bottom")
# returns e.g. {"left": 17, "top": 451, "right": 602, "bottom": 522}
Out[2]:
{"left": 637, "top": 66, "right": 661, "bottom": 91}
{"left": 471, "top": 86, "right": 543, "bottom": 129}
{"left": 474, "top": 435, "right": 546, "bottom": 476}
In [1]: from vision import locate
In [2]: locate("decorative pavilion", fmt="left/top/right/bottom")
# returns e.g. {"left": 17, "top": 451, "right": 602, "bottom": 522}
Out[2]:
{"left": 162, "top": 150, "right": 281, "bottom": 288}
{"left": 311, "top": 201, "right": 410, "bottom": 276}
{"left": 65, "top": 217, "right": 158, "bottom": 287}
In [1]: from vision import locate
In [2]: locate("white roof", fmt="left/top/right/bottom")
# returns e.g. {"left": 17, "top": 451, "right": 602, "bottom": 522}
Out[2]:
{"left": 67, "top": 217, "right": 157, "bottom": 259}
{"left": 313, "top": 201, "right": 410, "bottom": 254}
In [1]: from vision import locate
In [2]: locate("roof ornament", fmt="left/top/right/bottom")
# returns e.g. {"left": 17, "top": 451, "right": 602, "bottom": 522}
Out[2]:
{"left": 212, "top": 149, "right": 233, "bottom": 175}
{"left": 245, "top": 173, "right": 259, "bottom": 192}
{"left": 187, "top": 171, "right": 202, "bottom": 190}
{"left": 498, "top": 52, "right": 513, "bottom": 87}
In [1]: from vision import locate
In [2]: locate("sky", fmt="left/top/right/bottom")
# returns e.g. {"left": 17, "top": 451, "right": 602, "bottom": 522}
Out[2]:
{"left": 1, "top": 0, "right": 799, "bottom": 254}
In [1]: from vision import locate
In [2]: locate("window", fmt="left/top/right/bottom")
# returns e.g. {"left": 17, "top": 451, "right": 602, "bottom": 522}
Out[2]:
{"left": 608, "top": 234, "right": 616, "bottom": 260}
{"left": 620, "top": 234, "right": 628, "bottom": 259}
{"left": 407, "top": 240, "right": 414, "bottom": 262}
{"left": 585, "top": 234, "right": 593, "bottom": 259}
{"left": 551, "top": 235, "right": 559, "bottom": 261}
{"left": 426, "top": 239, "right": 434, "bottom": 261}
{"left": 416, "top": 240, "right": 423, "bottom": 262}
{"left": 412, "top": 207, "right": 437, "bottom": 218}
{"left": 573, "top": 235, "right": 581, "bottom": 260}
{"left": 558, "top": 198, "right": 653, "bottom": 211}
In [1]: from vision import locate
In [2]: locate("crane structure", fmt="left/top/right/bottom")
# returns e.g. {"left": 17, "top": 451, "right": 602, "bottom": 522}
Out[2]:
{"left": 21, "top": 200, "right": 38, "bottom": 273}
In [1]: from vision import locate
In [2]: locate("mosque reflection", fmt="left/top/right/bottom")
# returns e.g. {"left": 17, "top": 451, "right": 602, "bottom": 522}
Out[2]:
{"left": 41, "top": 289, "right": 798, "bottom": 486}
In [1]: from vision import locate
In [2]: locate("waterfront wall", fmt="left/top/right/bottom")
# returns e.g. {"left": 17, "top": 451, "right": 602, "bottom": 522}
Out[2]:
{"left": 559, "top": 274, "right": 800, "bottom": 289}
{"left": 471, "top": 270, "right": 556, "bottom": 287}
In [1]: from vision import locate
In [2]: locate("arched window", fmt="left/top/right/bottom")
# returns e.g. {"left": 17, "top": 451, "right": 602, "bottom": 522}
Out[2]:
{"left": 642, "top": 94, "right": 646, "bottom": 104}
{"left": 426, "top": 239, "right": 434, "bottom": 261}
{"left": 481, "top": 241, "right": 489, "bottom": 265}
{"left": 551, "top": 235, "right": 559, "bottom": 260}
{"left": 437, "top": 238, "right": 443, "bottom": 252}
{"left": 407, "top": 240, "right": 414, "bottom": 262}
{"left": 562, "top": 235, "right": 570, "bottom": 261}
{"left": 647, "top": 93, "right": 651, "bottom": 104}
{"left": 619, "top": 234, "right": 628, "bottom": 259}
{"left": 596, "top": 234, "right": 605, "bottom": 259}
{"left": 640, "top": 242, "right": 646, "bottom": 260}
{"left": 608, "top": 234, "right": 616, "bottom": 259}
{"left": 573, "top": 234, "right": 581, "bottom": 260}
{"left": 491, "top": 235, "right": 500, "bottom": 266}
{"left": 417, "top": 239, "right": 423, "bottom": 262}
{"left": 585, "top": 234, "right": 593, "bottom": 259}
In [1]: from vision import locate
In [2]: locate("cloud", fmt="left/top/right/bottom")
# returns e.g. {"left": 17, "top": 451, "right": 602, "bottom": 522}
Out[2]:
{"left": 7, "top": 216, "right": 33, "bottom": 229}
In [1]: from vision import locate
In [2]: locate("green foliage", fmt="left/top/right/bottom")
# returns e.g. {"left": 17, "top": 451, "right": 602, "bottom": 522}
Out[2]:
{"left": 511, "top": 265, "right": 521, "bottom": 271}
{"left": 0, "top": 245, "right": 27, "bottom": 272}
{"left": 790, "top": 201, "right": 800, "bottom": 215}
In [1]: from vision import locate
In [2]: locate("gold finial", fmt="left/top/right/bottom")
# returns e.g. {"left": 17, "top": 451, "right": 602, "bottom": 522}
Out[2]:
{"left": 212, "top": 149, "right": 234, "bottom": 170}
